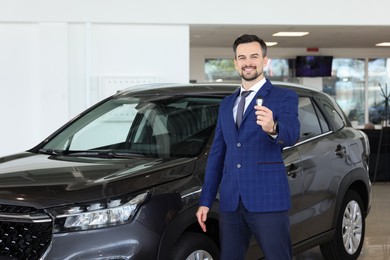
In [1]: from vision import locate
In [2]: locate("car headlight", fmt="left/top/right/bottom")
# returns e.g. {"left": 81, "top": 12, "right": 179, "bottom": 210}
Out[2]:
{"left": 51, "top": 192, "right": 149, "bottom": 232}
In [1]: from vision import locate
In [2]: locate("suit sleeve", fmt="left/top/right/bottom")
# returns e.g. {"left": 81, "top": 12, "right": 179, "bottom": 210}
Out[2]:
{"left": 273, "top": 89, "right": 300, "bottom": 147}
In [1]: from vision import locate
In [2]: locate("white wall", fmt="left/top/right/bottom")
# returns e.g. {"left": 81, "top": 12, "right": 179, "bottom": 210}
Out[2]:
{"left": 0, "top": 23, "right": 188, "bottom": 156}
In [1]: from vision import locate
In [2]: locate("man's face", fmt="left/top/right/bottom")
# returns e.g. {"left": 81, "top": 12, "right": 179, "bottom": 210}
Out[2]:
{"left": 234, "top": 42, "right": 268, "bottom": 82}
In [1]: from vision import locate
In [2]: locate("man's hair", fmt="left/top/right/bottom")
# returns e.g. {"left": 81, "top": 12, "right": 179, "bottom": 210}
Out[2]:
{"left": 232, "top": 34, "right": 267, "bottom": 58}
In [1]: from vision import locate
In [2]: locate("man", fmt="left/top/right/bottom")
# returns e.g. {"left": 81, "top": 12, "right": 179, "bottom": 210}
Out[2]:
{"left": 196, "top": 34, "right": 300, "bottom": 259}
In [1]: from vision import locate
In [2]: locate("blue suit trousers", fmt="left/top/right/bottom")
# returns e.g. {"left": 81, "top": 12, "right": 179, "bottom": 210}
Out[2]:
{"left": 219, "top": 200, "right": 292, "bottom": 260}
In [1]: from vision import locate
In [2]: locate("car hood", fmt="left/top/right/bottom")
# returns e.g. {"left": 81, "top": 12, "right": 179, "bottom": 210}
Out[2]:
{"left": 0, "top": 152, "right": 196, "bottom": 209}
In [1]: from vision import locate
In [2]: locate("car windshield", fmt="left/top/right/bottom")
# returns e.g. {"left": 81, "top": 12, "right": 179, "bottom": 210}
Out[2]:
{"left": 41, "top": 95, "right": 221, "bottom": 158}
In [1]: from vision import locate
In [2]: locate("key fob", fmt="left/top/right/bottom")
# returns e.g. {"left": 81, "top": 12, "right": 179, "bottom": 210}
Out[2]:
{"left": 256, "top": 96, "right": 263, "bottom": 106}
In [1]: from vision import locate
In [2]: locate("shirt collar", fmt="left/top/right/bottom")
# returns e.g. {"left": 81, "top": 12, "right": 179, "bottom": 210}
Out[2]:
{"left": 240, "top": 78, "right": 266, "bottom": 94}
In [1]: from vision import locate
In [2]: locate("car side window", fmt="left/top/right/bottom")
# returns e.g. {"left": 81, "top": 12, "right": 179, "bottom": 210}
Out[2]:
{"left": 317, "top": 97, "right": 345, "bottom": 131}
{"left": 313, "top": 100, "right": 330, "bottom": 133}
{"left": 298, "top": 97, "right": 329, "bottom": 141}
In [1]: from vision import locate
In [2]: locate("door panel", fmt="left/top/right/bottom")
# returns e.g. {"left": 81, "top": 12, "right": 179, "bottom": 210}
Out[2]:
{"left": 246, "top": 146, "right": 303, "bottom": 259}
{"left": 296, "top": 133, "right": 351, "bottom": 241}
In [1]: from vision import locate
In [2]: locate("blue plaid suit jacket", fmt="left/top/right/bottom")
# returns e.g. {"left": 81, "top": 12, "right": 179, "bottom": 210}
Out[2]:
{"left": 199, "top": 79, "right": 300, "bottom": 212}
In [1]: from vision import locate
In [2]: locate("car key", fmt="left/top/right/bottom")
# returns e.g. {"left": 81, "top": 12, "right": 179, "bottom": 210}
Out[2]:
{"left": 256, "top": 96, "right": 263, "bottom": 106}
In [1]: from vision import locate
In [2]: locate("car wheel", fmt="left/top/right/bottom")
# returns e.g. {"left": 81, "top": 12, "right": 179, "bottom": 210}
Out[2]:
{"left": 170, "top": 232, "right": 220, "bottom": 260}
{"left": 320, "top": 190, "right": 365, "bottom": 260}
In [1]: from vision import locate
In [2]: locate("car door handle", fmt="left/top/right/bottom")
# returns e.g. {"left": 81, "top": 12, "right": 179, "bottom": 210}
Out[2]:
{"left": 335, "top": 144, "right": 346, "bottom": 158}
{"left": 286, "top": 164, "right": 301, "bottom": 178}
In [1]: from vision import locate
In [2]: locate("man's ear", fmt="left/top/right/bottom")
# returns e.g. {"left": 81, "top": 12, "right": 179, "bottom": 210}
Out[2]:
{"left": 263, "top": 56, "right": 269, "bottom": 67}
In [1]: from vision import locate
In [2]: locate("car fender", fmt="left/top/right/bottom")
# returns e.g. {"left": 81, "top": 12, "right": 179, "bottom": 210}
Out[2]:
{"left": 331, "top": 167, "right": 371, "bottom": 228}
{"left": 157, "top": 203, "right": 220, "bottom": 260}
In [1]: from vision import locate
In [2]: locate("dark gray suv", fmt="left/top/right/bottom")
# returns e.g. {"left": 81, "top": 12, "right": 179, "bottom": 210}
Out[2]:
{"left": 0, "top": 82, "right": 371, "bottom": 260}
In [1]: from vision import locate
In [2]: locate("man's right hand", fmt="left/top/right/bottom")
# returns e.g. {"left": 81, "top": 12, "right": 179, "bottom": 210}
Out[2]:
{"left": 196, "top": 206, "right": 209, "bottom": 232}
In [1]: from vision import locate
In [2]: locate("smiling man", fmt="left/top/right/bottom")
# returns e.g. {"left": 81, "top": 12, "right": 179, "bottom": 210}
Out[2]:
{"left": 196, "top": 34, "right": 300, "bottom": 260}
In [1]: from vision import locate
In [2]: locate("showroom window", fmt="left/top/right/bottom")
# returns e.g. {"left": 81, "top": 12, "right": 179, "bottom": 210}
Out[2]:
{"left": 323, "top": 58, "right": 365, "bottom": 127}
{"left": 204, "top": 57, "right": 390, "bottom": 128}
{"left": 368, "top": 58, "right": 390, "bottom": 127}
{"left": 205, "top": 58, "right": 239, "bottom": 82}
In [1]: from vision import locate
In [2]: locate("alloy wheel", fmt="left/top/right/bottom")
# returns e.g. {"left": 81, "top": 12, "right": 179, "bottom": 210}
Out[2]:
{"left": 186, "top": 250, "right": 214, "bottom": 260}
{"left": 342, "top": 200, "right": 363, "bottom": 255}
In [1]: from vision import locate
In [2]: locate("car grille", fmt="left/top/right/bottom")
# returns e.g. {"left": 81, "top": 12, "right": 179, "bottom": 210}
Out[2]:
{"left": 0, "top": 205, "right": 52, "bottom": 260}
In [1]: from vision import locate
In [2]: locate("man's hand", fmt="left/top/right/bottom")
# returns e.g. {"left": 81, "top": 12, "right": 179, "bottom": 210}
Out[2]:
{"left": 196, "top": 206, "right": 209, "bottom": 232}
{"left": 255, "top": 105, "right": 275, "bottom": 133}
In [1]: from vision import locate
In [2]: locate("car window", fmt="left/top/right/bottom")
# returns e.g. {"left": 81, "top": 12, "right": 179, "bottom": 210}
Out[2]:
{"left": 70, "top": 104, "right": 137, "bottom": 150}
{"left": 42, "top": 96, "right": 221, "bottom": 158}
{"left": 316, "top": 96, "right": 345, "bottom": 131}
{"left": 298, "top": 97, "right": 330, "bottom": 141}
{"left": 129, "top": 100, "right": 220, "bottom": 157}
{"left": 313, "top": 102, "right": 330, "bottom": 133}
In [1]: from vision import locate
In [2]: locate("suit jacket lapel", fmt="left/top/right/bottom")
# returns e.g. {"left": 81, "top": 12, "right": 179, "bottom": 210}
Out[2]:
{"left": 228, "top": 89, "right": 240, "bottom": 135}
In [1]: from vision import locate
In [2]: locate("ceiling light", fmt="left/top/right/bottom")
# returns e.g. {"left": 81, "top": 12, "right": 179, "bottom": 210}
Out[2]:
{"left": 265, "top": 42, "right": 278, "bottom": 46}
{"left": 376, "top": 42, "right": 390, "bottom": 47}
{"left": 273, "top": 32, "right": 309, "bottom": 37}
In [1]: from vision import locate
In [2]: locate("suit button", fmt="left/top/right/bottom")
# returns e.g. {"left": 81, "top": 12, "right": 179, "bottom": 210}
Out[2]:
{"left": 237, "top": 143, "right": 241, "bottom": 147}
{"left": 237, "top": 164, "right": 241, "bottom": 168}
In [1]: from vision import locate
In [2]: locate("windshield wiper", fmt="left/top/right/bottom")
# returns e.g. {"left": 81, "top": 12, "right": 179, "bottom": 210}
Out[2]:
{"left": 64, "top": 151, "right": 145, "bottom": 158}
{"left": 38, "top": 149, "right": 64, "bottom": 156}
{"left": 39, "top": 149, "right": 145, "bottom": 158}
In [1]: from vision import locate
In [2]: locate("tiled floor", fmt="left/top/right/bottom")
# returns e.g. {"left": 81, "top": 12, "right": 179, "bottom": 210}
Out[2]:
{"left": 295, "top": 182, "right": 390, "bottom": 260}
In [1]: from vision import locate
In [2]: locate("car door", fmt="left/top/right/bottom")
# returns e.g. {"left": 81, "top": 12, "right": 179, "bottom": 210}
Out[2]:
{"left": 283, "top": 146, "right": 304, "bottom": 244}
{"left": 246, "top": 141, "right": 303, "bottom": 259}
{"left": 293, "top": 95, "right": 350, "bottom": 241}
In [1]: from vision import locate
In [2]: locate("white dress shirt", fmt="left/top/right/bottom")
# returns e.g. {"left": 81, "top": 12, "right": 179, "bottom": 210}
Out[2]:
{"left": 233, "top": 78, "right": 266, "bottom": 124}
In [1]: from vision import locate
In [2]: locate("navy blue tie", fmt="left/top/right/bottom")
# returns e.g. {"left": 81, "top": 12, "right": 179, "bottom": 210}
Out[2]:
{"left": 236, "top": 91, "right": 251, "bottom": 128}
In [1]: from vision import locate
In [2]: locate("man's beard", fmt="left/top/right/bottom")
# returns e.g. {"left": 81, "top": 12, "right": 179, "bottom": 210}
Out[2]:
{"left": 239, "top": 67, "right": 263, "bottom": 81}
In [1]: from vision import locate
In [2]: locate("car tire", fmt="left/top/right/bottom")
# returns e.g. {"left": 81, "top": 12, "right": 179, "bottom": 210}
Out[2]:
{"left": 170, "top": 232, "right": 220, "bottom": 260}
{"left": 320, "top": 190, "right": 365, "bottom": 260}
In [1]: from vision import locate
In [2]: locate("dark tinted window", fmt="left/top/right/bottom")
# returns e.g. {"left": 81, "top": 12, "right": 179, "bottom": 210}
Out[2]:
{"left": 317, "top": 97, "right": 345, "bottom": 131}
{"left": 298, "top": 97, "right": 330, "bottom": 141}
{"left": 314, "top": 101, "right": 330, "bottom": 132}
